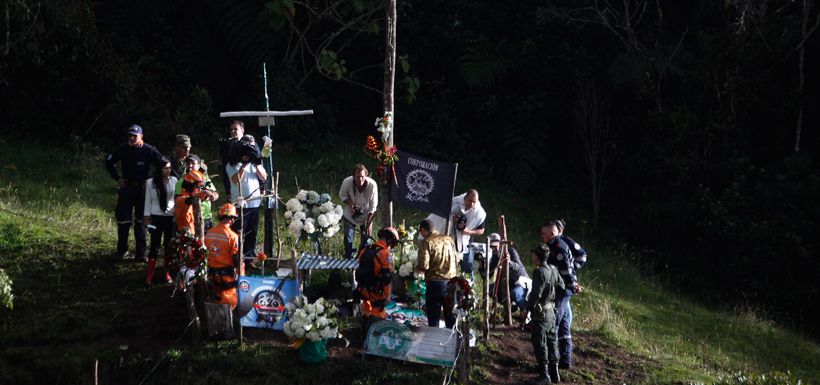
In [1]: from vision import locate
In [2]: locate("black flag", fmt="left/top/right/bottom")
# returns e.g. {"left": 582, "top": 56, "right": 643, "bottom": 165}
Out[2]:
{"left": 390, "top": 150, "right": 457, "bottom": 217}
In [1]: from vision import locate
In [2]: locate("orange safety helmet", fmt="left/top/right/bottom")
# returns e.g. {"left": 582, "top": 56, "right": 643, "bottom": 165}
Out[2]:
{"left": 184, "top": 170, "right": 205, "bottom": 184}
{"left": 378, "top": 227, "right": 400, "bottom": 248}
{"left": 218, "top": 203, "right": 238, "bottom": 218}
{"left": 181, "top": 170, "right": 206, "bottom": 193}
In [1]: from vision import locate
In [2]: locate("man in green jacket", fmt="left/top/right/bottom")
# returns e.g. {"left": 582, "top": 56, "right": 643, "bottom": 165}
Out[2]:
{"left": 526, "top": 244, "right": 565, "bottom": 384}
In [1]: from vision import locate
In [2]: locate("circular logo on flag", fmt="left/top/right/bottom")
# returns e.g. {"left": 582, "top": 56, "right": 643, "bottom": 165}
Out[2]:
{"left": 405, "top": 169, "right": 434, "bottom": 202}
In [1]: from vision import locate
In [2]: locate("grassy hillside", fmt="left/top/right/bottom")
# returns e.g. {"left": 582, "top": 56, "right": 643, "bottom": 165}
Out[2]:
{"left": 0, "top": 139, "right": 818, "bottom": 384}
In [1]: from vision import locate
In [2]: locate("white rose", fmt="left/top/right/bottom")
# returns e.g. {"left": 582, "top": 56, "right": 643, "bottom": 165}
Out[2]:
{"left": 319, "top": 202, "right": 334, "bottom": 213}
{"left": 317, "top": 214, "right": 329, "bottom": 228}
{"left": 303, "top": 222, "right": 316, "bottom": 234}
{"left": 315, "top": 303, "right": 325, "bottom": 315}
{"left": 306, "top": 330, "right": 320, "bottom": 342}
{"left": 296, "top": 190, "right": 308, "bottom": 201}
{"left": 285, "top": 198, "right": 302, "bottom": 212}
{"left": 289, "top": 221, "right": 303, "bottom": 237}
{"left": 284, "top": 210, "right": 293, "bottom": 219}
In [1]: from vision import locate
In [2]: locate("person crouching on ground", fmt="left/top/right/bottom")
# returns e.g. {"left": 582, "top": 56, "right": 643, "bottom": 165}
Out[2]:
{"left": 355, "top": 227, "right": 399, "bottom": 334}
{"left": 204, "top": 203, "right": 241, "bottom": 309}
{"left": 527, "top": 244, "right": 565, "bottom": 384}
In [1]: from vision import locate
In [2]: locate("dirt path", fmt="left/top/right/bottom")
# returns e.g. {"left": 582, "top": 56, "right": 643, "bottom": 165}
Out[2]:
{"left": 478, "top": 325, "right": 656, "bottom": 384}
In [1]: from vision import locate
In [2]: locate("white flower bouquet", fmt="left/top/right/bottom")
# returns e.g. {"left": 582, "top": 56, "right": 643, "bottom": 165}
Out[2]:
{"left": 0, "top": 268, "right": 13, "bottom": 310}
{"left": 283, "top": 295, "right": 340, "bottom": 343}
{"left": 283, "top": 190, "right": 344, "bottom": 240}
{"left": 395, "top": 224, "right": 423, "bottom": 279}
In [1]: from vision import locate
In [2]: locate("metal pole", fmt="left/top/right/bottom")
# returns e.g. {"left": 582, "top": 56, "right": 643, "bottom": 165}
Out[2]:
{"left": 445, "top": 163, "right": 459, "bottom": 236}
{"left": 262, "top": 63, "right": 275, "bottom": 264}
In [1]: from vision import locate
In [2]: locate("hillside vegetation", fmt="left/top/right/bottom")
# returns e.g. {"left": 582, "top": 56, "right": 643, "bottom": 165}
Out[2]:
{"left": 1, "top": 141, "right": 819, "bottom": 384}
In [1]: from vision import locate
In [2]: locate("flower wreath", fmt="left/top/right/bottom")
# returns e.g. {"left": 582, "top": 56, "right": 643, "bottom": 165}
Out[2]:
{"left": 168, "top": 230, "right": 208, "bottom": 271}
{"left": 444, "top": 276, "right": 475, "bottom": 313}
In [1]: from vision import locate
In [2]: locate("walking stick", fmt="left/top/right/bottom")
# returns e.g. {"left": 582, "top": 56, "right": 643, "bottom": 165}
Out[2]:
{"left": 235, "top": 166, "right": 246, "bottom": 347}
{"left": 186, "top": 194, "right": 203, "bottom": 344}
{"left": 499, "top": 215, "right": 513, "bottom": 326}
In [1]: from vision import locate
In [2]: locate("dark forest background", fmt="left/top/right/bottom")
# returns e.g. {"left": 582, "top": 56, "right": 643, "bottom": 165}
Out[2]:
{"left": 1, "top": 0, "right": 819, "bottom": 337}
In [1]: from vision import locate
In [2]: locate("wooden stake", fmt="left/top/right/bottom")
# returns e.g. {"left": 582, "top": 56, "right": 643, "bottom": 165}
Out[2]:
{"left": 483, "top": 237, "right": 490, "bottom": 340}
{"left": 499, "top": 215, "right": 513, "bottom": 326}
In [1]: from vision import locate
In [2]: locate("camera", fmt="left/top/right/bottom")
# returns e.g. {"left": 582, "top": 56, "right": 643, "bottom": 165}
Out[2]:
{"left": 455, "top": 212, "right": 468, "bottom": 231}
{"left": 351, "top": 206, "right": 364, "bottom": 219}
{"left": 227, "top": 138, "right": 262, "bottom": 166}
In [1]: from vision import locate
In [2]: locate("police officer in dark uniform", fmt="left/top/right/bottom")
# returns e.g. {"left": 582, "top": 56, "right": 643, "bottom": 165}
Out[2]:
{"left": 105, "top": 124, "right": 164, "bottom": 261}
{"left": 555, "top": 219, "right": 588, "bottom": 271}
{"left": 542, "top": 220, "right": 581, "bottom": 370}
{"left": 526, "top": 244, "right": 564, "bottom": 384}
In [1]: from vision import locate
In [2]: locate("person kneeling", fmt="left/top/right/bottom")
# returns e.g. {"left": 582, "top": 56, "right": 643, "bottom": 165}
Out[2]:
{"left": 355, "top": 227, "right": 399, "bottom": 335}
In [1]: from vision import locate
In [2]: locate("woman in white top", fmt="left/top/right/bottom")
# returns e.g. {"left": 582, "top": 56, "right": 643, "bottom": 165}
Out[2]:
{"left": 143, "top": 158, "right": 177, "bottom": 285}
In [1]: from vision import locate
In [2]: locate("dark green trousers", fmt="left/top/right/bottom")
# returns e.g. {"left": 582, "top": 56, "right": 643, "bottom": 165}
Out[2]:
{"left": 531, "top": 315, "right": 558, "bottom": 366}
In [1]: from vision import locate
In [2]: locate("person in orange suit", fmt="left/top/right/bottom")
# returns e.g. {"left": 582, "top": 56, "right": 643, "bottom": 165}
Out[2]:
{"left": 204, "top": 203, "right": 241, "bottom": 309}
{"left": 355, "top": 227, "right": 399, "bottom": 321}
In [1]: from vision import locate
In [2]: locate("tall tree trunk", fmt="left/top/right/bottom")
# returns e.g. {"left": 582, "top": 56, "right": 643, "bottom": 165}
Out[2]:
{"left": 380, "top": 0, "right": 397, "bottom": 227}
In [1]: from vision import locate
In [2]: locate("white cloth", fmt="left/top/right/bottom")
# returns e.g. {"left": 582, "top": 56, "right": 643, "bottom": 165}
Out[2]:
{"left": 227, "top": 163, "right": 262, "bottom": 208}
{"left": 425, "top": 193, "right": 486, "bottom": 250}
{"left": 338, "top": 176, "right": 378, "bottom": 225}
{"left": 143, "top": 176, "right": 177, "bottom": 216}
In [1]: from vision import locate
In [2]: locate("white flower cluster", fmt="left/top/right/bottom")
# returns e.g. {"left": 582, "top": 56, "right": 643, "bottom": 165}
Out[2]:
{"left": 397, "top": 247, "right": 418, "bottom": 278}
{"left": 375, "top": 111, "right": 393, "bottom": 141}
{"left": 395, "top": 225, "right": 420, "bottom": 278}
{"left": 284, "top": 190, "right": 343, "bottom": 239}
{"left": 283, "top": 295, "right": 339, "bottom": 342}
{"left": 0, "top": 268, "right": 12, "bottom": 310}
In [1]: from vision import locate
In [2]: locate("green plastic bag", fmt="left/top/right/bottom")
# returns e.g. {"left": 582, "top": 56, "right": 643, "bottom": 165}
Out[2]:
{"left": 299, "top": 339, "right": 328, "bottom": 364}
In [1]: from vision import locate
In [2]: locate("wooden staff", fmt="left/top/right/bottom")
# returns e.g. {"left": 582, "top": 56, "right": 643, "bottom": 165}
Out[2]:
{"left": 483, "top": 236, "right": 490, "bottom": 340}
{"left": 499, "top": 215, "right": 513, "bottom": 326}
{"left": 187, "top": 193, "right": 203, "bottom": 344}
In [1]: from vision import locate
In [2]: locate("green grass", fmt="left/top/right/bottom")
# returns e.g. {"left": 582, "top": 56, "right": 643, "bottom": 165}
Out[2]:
{"left": 1, "top": 139, "right": 820, "bottom": 384}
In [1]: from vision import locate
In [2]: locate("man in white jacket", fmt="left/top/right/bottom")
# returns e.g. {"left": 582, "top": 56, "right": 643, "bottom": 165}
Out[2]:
{"left": 338, "top": 164, "right": 378, "bottom": 259}
{"left": 426, "top": 189, "right": 486, "bottom": 277}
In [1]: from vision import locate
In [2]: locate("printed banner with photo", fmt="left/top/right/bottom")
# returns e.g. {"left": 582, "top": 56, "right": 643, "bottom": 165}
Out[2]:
{"left": 236, "top": 275, "right": 300, "bottom": 330}
{"left": 364, "top": 320, "right": 458, "bottom": 367}
{"left": 390, "top": 150, "right": 457, "bottom": 217}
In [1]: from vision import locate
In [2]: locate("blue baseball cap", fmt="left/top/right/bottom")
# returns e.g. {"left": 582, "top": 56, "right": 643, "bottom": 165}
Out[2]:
{"left": 127, "top": 124, "right": 143, "bottom": 135}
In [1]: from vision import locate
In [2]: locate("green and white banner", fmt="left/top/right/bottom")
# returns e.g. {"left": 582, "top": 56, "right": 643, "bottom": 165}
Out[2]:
{"left": 364, "top": 320, "right": 458, "bottom": 367}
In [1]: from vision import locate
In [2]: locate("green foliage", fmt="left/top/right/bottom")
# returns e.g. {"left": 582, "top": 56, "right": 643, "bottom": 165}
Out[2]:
{"left": 457, "top": 40, "right": 514, "bottom": 89}
{"left": 262, "top": 0, "right": 296, "bottom": 30}
{"left": 318, "top": 49, "right": 348, "bottom": 80}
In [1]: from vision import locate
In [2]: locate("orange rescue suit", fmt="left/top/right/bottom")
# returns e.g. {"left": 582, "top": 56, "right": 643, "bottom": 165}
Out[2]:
{"left": 204, "top": 222, "right": 240, "bottom": 309}
{"left": 357, "top": 239, "right": 394, "bottom": 319}
{"left": 174, "top": 195, "right": 196, "bottom": 233}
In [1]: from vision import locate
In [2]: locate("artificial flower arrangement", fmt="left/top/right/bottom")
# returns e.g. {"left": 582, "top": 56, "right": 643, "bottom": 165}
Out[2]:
{"left": 283, "top": 190, "right": 344, "bottom": 240}
{"left": 169, "top": 229, "right": 208, "bottom": 286}
{"left": 395, "top": 224, "right": 426, "bottom": 306}
{"left": 395, "top": 224, "right": 421, "bottom": 278}
{"left": 283, "top": 295, "right": 341, "bottom": 343}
